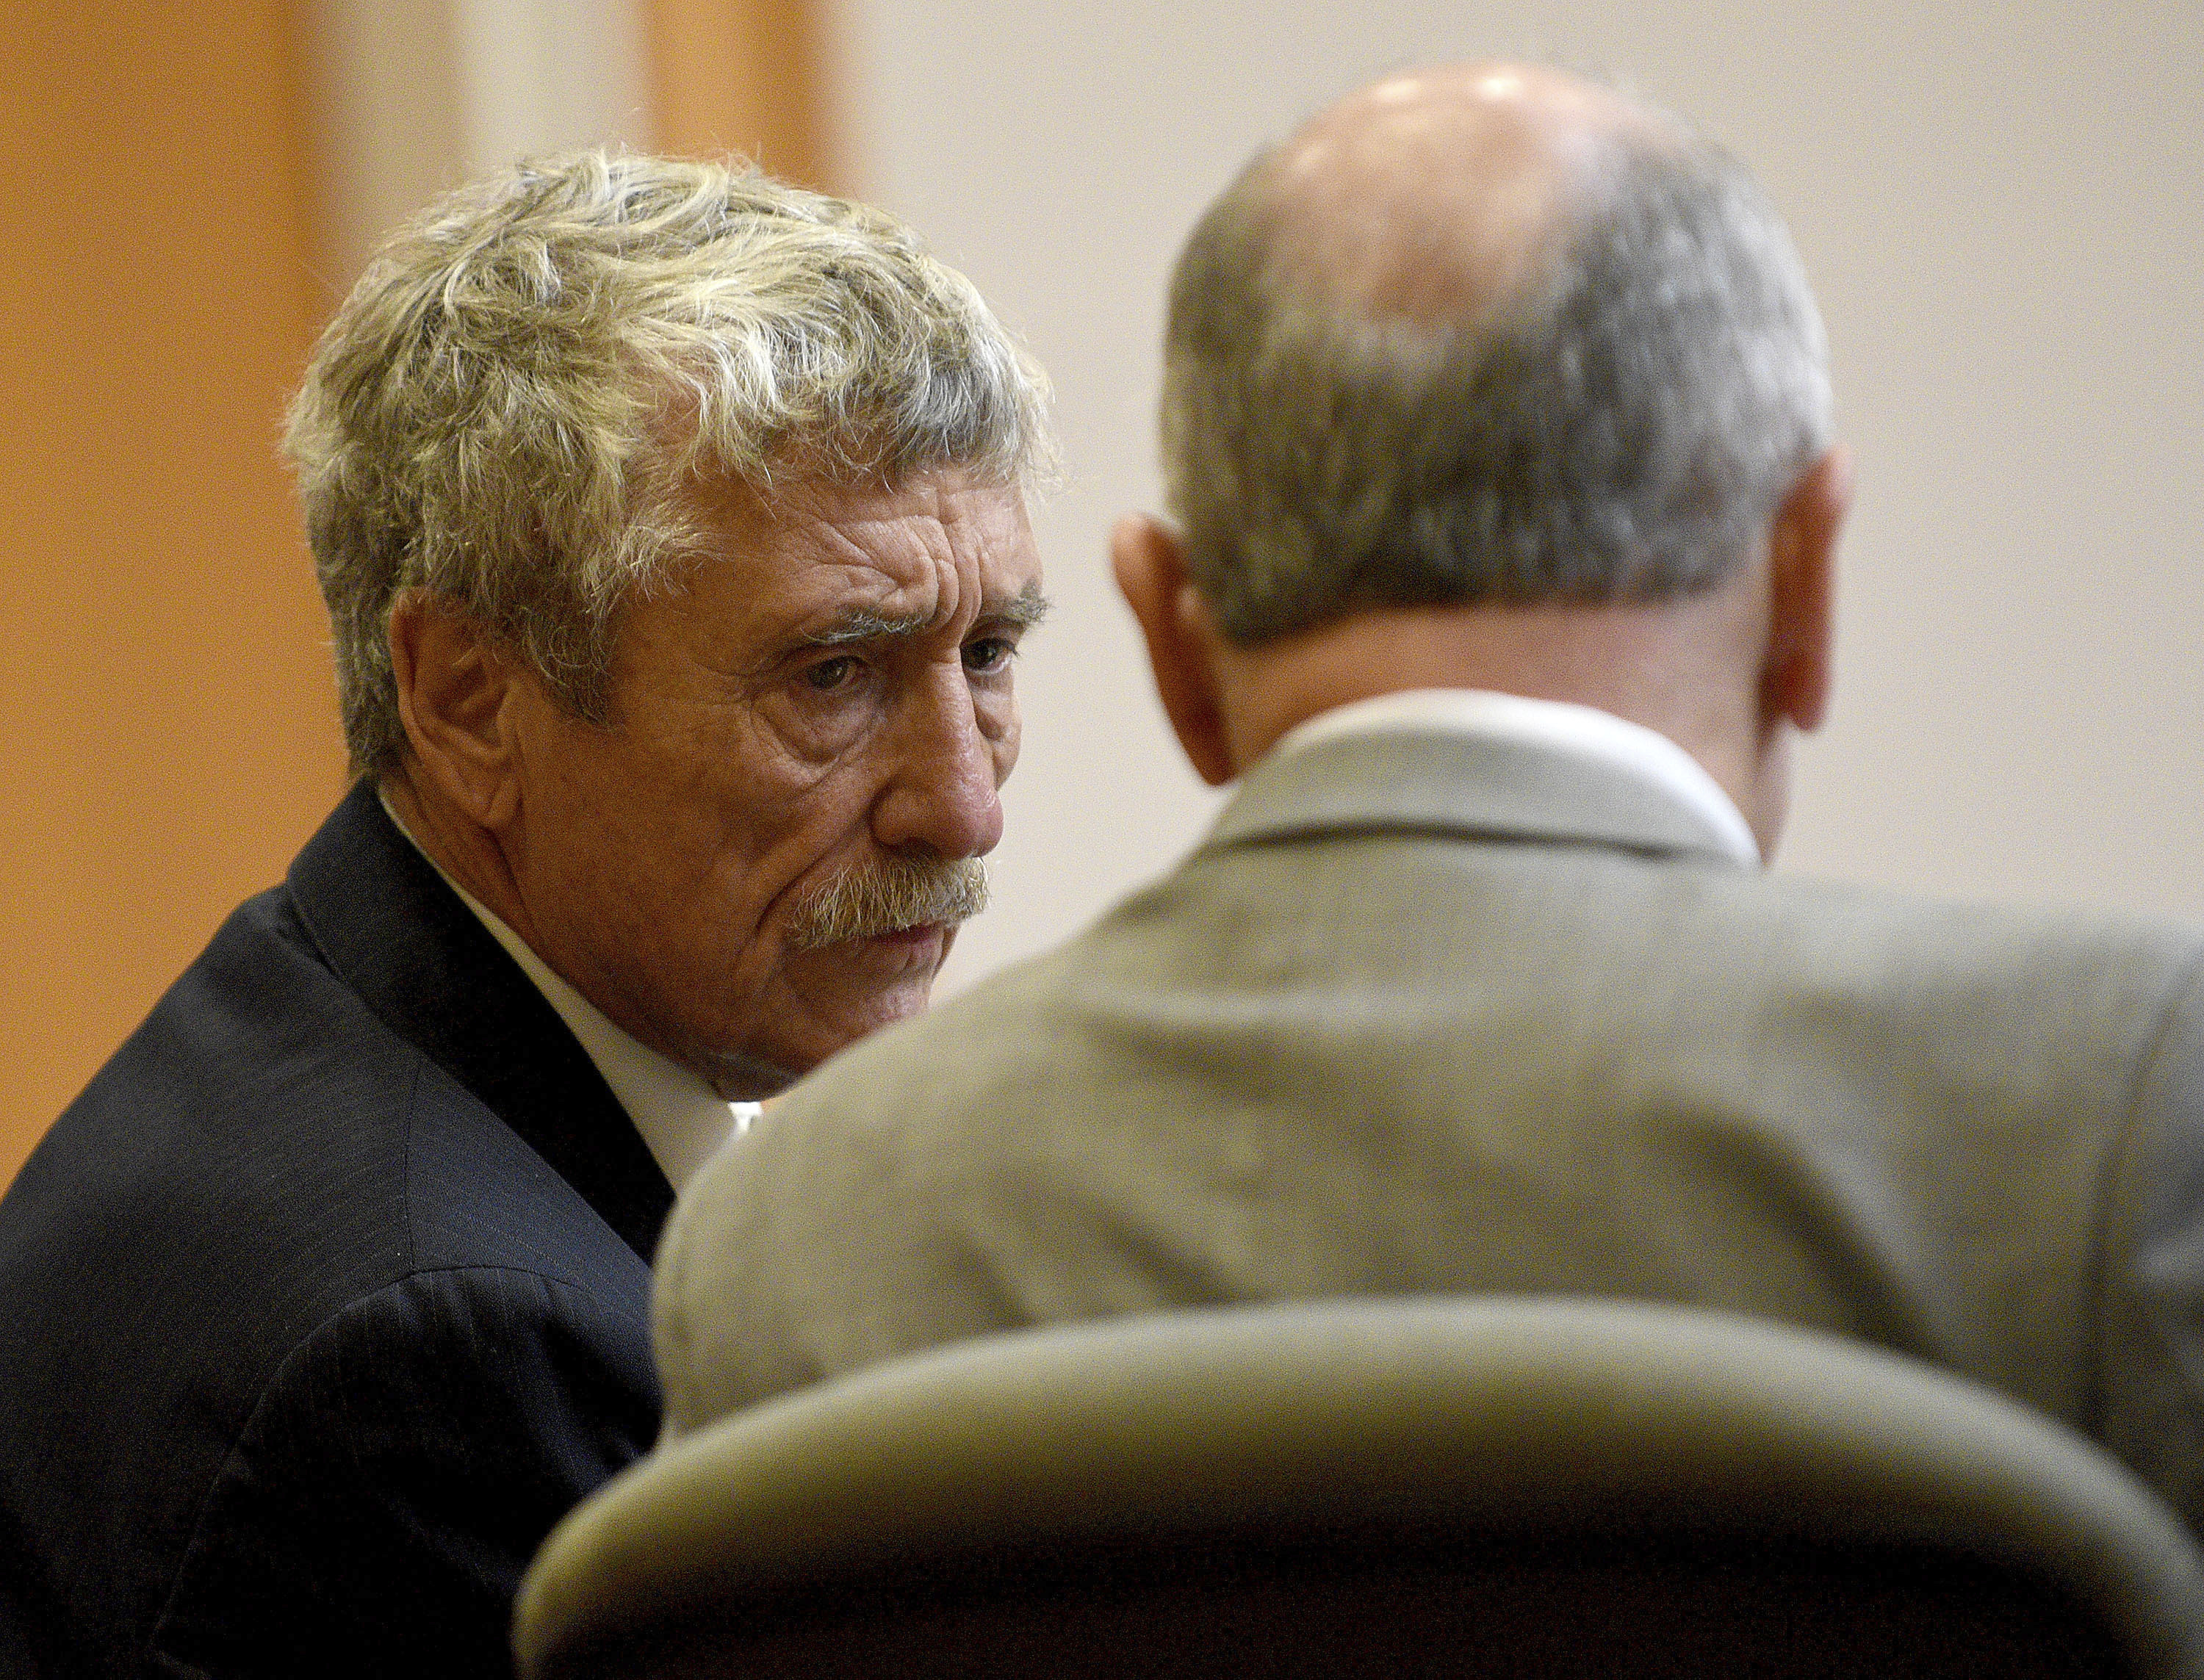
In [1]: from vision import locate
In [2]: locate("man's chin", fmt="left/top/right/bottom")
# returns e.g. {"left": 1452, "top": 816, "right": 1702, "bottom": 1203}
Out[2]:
{"left": 695, "top": 1046, "right": 804, "bottom": 1103}
{"left": 729, "top": 956, "right": 948, "bottom": 1086}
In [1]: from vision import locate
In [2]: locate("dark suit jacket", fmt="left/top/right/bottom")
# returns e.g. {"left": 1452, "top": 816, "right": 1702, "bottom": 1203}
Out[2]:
{"left": 655, "top": 727, "right": 2204, "bottom": 1526}
{"left": 0, "top": 781, "right": 674, "bottom": 1679}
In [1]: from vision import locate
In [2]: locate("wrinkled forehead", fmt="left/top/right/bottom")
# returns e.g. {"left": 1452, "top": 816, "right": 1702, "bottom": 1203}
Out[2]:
{"left": 591, "top": 464, "right": 1045, "bottom": 703}
{"left": 683, "top": 465, "right": 1043, "bottom": 625}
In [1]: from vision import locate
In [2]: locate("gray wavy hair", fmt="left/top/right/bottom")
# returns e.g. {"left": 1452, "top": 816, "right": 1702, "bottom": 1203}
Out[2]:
{"left": 1161, "top": 132, "right": 1832, "bottom": 643}
{"left": 285, "top": 151, "right": 1052, "bottom": 775}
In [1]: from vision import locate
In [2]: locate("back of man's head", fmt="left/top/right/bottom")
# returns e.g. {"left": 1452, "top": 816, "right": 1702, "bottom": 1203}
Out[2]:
{"left": 1121, "top": 67, "right": 1847, "bottom": 851}
{"left": 1161, "top": 68, "right": 1832, "bottom": 645}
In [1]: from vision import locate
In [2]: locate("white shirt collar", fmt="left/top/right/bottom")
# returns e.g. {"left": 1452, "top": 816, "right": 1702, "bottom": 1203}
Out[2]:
{"left": 378, "top": 794, "right": 753, "bottom": 1191}
{"left": 1270, "top": 688, "right": 1761, "bottom": 865}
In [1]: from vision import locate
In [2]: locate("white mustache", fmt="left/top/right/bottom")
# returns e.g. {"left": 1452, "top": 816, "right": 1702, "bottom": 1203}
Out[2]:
{"left": 785, "top": 856, "right": 990, "bottom": 951}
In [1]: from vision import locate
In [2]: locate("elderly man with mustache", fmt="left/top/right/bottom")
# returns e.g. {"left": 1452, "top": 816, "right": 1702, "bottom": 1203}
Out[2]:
{"left": 0, "top": 152, "right": 1049, "bottom": 1678}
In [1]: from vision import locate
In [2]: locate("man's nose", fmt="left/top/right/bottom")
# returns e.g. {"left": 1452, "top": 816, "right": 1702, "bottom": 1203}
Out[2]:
{"left": 869, "top": 670, "right": 1005, "bottom": 859}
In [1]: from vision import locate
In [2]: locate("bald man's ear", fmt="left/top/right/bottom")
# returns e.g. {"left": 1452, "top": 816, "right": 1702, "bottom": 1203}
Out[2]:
{"left": 386, "top": 592, "right": 526, "bottom": 830}
{"left": 1761, "top": 447, "right": 1850, "bottom": 735}
{"left": 1111, "top": 515, "right": 1236, "bottom": 787}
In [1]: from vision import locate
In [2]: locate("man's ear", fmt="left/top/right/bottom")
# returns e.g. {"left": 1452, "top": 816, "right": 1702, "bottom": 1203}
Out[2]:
{"left": 1761, "top": 445, "right": 1850, "bottom": 734}
{"left": 1110, "top": 514, "right": 1236, "bottom": 786}
{"left": 386, "top": 591, "right": 526, "bottom": 829}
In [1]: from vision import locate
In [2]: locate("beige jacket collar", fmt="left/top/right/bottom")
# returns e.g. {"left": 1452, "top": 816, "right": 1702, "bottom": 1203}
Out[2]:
{"left": 1211, "top": 690, "right": 1757, "bottom": 868}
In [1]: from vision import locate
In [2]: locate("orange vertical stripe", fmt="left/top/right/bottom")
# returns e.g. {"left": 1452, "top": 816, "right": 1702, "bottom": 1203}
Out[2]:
{"left": 0, "top": 4, "right": 346, "bottom": 1188}
{"left": 644, "top": 0, "right": 843, "bottom": 192}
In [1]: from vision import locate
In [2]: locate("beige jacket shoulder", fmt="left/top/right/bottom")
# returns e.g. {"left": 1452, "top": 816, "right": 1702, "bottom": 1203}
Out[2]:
{"left": 656, "top": 729, "right": 2204, "bottom": 1524}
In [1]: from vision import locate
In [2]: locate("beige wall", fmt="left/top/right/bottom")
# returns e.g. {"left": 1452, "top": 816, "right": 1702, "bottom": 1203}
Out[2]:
{"left": 1, "top": 0, "right": 832, "bottom": 1189}
{"left": 300, "top": 0, "right": 839, "bottom": 298}
{"left": 829, "top": 0, "right": 2204, "bottom": 1005}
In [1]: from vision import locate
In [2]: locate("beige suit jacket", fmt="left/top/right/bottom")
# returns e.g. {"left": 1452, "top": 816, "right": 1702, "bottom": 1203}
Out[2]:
{"left": 655, "top": 728, "right": 2204, "bottom": 1524}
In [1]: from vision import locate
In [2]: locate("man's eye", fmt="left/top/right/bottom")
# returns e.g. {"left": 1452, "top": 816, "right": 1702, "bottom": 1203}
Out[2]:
{"left": 963, "top": 637, "right": 1015, "bottom": 675}
{"left": 802, "top": 655, "right": 860, "bottom": 692}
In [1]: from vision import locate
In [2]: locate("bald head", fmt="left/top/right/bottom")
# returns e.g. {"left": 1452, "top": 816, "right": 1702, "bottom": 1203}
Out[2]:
{"left": 1263, "top": 63, "right": 1678, "bottom": 328}
{"left": 1128, "top": 63, "right": 1847, "bottom": 853}
{"left": 1156, "top": 61, "right": 1832, "bottom": 644}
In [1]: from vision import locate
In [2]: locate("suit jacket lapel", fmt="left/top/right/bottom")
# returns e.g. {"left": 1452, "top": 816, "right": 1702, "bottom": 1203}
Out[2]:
{"left": 284, "top": 779, "right": 675, "bottom": 1262}
{"left": 1206, "top": 727, "right": 1748, "bottom": 865}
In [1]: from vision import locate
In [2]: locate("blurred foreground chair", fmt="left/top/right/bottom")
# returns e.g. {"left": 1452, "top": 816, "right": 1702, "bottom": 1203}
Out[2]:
{"left": 514, "top": 1299, "right": 2204, "bottom": 1679}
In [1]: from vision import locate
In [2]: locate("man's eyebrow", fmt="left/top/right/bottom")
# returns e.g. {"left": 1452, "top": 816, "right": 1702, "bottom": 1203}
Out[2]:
{"left": 983, "top": 585, "right": 1052, "bottom": 630}
{"left": 797, "top": 585, "right": 1052, "bottom": 647}
{"left": 799, "top": 608, "right": 934, "bottom": 648}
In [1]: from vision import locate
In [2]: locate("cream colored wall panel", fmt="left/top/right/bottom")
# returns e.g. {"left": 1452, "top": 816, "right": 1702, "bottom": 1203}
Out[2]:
{"left": 834, "top": 0, "right": 2203, "bottom": 1007}
{"left": 303, "top": 0, "right": 656, "bottom": 293}
{"left": 451, "top": 0, "right": 653, "bottom": 173}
